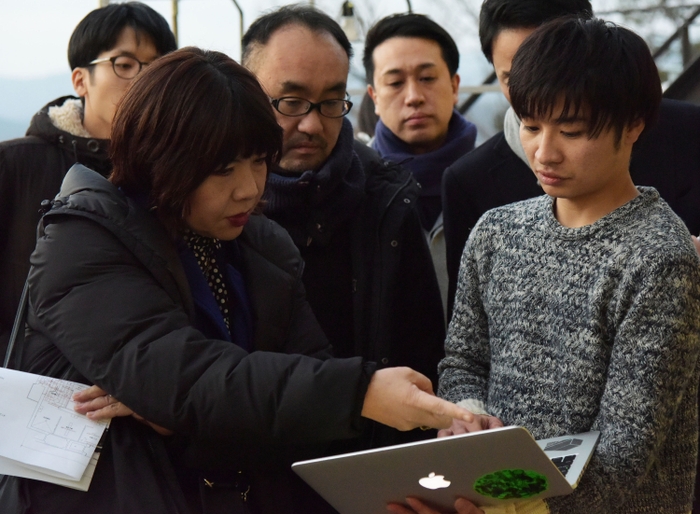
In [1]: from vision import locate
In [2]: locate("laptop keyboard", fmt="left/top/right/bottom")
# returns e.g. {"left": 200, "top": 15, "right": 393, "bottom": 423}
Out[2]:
{"left": 550, "top": 454, "right": 577, "bottom": 476}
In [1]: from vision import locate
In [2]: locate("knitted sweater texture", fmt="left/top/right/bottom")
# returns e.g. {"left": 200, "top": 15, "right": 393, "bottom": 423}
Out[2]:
{"left": 439, "top": 187, "right": 700, "bottom": 513}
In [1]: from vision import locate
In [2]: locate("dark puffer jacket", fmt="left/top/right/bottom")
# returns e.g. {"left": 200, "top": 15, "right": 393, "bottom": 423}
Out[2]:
{"left": 0, "top": 96, "right": 110, "bottom": 360}
{"left": 0, "top": 165, "right": 373, "bottom": 514}
{"left": 266, "top": 139, "right": 446, "bottom": 451}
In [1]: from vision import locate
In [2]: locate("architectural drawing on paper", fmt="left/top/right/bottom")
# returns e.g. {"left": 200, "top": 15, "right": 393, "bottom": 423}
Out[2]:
{"left": 22, "top": 377, "right": 103, "bottom": 463}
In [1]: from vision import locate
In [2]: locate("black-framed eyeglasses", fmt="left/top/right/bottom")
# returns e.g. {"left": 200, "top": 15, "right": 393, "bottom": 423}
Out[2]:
{"left": 87, "top": 55, "right": 149, "bottom": 80}
{"left": 270, "top": 96, "right": 353, "bottom": 118}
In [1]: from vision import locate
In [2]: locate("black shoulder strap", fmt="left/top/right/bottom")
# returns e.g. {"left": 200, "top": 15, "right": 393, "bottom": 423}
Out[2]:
{"left": 3, "top": 202, "right": 52, "bottom": 369}
{"left": 3, "top": 279, "right": 28, "bottom": 369}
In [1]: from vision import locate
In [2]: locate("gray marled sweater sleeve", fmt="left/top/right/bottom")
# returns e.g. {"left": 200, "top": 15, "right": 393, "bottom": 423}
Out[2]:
{"left": 438, "top": 214, "right": 493, "bottom": 406}
{"left": 438, "top": 189, "right": 700, "bottom": 513}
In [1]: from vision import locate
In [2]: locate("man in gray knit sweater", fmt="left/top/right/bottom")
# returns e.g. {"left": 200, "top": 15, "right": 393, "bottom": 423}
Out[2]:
{"left": 390, "top": 17, "right": 700, "bottom": 514}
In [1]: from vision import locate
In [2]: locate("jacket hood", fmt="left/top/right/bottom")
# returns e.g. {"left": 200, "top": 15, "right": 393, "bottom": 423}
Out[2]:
{"left": 49, "top": 164, "right": 194, "bottom": 316}
{"left": 26, "top": 96, "right": 112, "bottom": 176}
{"left": 56, "top": 162, "right": 127, "bottom": 217}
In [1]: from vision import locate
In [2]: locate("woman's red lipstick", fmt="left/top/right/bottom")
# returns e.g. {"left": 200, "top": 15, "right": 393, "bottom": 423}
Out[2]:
{"left": 227, "top": 212, "right": 250, "bottom": 227}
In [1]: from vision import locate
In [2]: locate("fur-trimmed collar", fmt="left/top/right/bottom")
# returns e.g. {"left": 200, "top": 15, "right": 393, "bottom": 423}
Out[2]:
{"left": 47, "top": 98, "right": 92, "bottom": 138}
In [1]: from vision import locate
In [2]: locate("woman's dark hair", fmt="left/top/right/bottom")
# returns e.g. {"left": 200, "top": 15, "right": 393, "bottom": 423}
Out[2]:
{"left": 509, "top": 17, "right": 661, "bottom": 144}
{"left": 110, "top": 47, "right": 283, "bottom": 234}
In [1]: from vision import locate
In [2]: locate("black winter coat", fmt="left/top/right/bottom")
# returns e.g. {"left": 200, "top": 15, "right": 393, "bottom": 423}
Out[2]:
{"left": 347, "top": 143, "right": 445, "bottom": 385}
{"left": 0, "top": 97, "right": 110, "bottom": 360}
{"left": 0, "top": 165, "right": 373, "bottom": 514}
{"left": 282, "top": 142, "right": 446, "bottom": 450}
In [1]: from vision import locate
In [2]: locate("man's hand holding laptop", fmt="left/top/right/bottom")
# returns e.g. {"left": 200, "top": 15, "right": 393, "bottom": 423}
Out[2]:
{"left": 387, "top": 495, "right": 485, "bottom": 514}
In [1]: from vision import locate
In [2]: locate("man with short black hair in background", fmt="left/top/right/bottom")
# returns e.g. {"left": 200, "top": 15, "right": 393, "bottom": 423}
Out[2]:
{"left": 363, "top": 14, "right": 477, "bottom": 311}
{"left": 0, "top": 2, "right": 177, "bottom": 360}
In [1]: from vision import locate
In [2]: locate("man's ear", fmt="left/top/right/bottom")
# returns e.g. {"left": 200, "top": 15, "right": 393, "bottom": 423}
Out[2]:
{"left": 71, "top": 67, "right": 89, "bottom": 97}
{"left": 451, "top": 73, "right": 460, "bottom": 106}
{"left": 625, "top": 118, "right": 646, "bottom": 146}
{"left": 367, "top": 84, "right": 380, "bottom": 116}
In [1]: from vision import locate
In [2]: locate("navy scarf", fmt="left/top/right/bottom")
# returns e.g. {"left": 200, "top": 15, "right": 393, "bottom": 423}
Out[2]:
{"left": 177, "top": 239, "right": 253, "bottom": 351}
{"left": 372, "top": 110, "right": 476, "bottom": 198}
{"left": 264, "top": 118, "right": 365, "bottom": 247}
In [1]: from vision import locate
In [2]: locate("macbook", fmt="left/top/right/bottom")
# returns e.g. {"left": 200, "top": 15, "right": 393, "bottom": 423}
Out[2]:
{"left": 292, "top": 426, "right": 600, "bottom": 514}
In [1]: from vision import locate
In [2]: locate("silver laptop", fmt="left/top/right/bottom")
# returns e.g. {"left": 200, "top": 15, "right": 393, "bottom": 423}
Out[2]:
{"left": 292, "top": 426, "right": 599, "bottom": 514}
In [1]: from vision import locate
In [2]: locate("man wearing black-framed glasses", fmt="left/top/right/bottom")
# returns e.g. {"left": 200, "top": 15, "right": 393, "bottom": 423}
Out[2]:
{"left": 246, "top": 18, "right": 354, "bottom": 175}
{"left": 0, "top": 2, "right": 176, "bottom": 362}
{"left": 242, "top": 5, "right": 445, "bottom": 478}
{"left": 77, "top": 49, "right": 160, "bottom": 140}
{"left": 270, "top": 96, "right": 353, "bottom": 119}
{"left": 87, "top": 54, "right": 151, "bottom": 80}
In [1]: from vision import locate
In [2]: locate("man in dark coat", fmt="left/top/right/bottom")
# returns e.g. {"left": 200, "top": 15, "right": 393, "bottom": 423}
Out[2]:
{"left": 0, "top": 2, "right": 176, "bottom": 359}
{"left": 442, "top": 0, "right": 700, "bottom": 317}
{"left": 242, "top": 6, "right": 446, "bottom": 448}
{"left": 363, "top": 14, "right": 477, "bottom": 311}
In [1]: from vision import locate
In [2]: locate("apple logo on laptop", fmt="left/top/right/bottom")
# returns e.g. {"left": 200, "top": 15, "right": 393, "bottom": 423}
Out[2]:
{"left": 419, "top": 472, "right": 451, "bottom": 490}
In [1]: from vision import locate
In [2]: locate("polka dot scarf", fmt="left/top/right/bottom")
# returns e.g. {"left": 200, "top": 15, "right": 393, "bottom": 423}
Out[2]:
{"left": 183, "top": 231, "right": 231, "bottom": 330}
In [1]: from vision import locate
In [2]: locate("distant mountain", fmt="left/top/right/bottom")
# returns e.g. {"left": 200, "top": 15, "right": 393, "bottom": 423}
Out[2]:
{"left": 0, "top": 73, "right": 73, "bottom": 140}
{"left": 0, "top": 117, "right": 28, "bottom": 141}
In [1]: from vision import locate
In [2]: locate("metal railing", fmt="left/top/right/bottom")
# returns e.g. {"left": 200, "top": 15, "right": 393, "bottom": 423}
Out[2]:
{"left": 454, "top": 5, "right": 700, "bottom": 115}
{"left": 651, "top": 5, "right": 700, "bottom": 75}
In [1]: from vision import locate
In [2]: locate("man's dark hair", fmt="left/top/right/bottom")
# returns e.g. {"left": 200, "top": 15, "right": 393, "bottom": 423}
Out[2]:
{"left": 242, "top": 4, "right": 352, "bottom": 68}
{"left": 68, "top": 2, "right": 177, "bottom": 69}
{"left": 362, "top": 13, "right": 459, "bottom": 85}
{"left": 509, "top": 17, "right": 661, "bottom": 145}
{"left": 479, "top": 0, "right": 592, "bottom": 63}
{"left": 110, "top": 47, "right": 283, "bottom": 235}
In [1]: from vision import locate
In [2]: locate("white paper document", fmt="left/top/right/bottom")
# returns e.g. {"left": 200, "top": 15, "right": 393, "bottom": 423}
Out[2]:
{"left": 0, "top": 367, "right": 109, "bottom": 490}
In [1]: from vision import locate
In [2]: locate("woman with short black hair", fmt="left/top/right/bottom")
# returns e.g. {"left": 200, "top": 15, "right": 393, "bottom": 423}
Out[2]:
{"left": 1, "top": 47, "right": 471, "bottom": 514}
